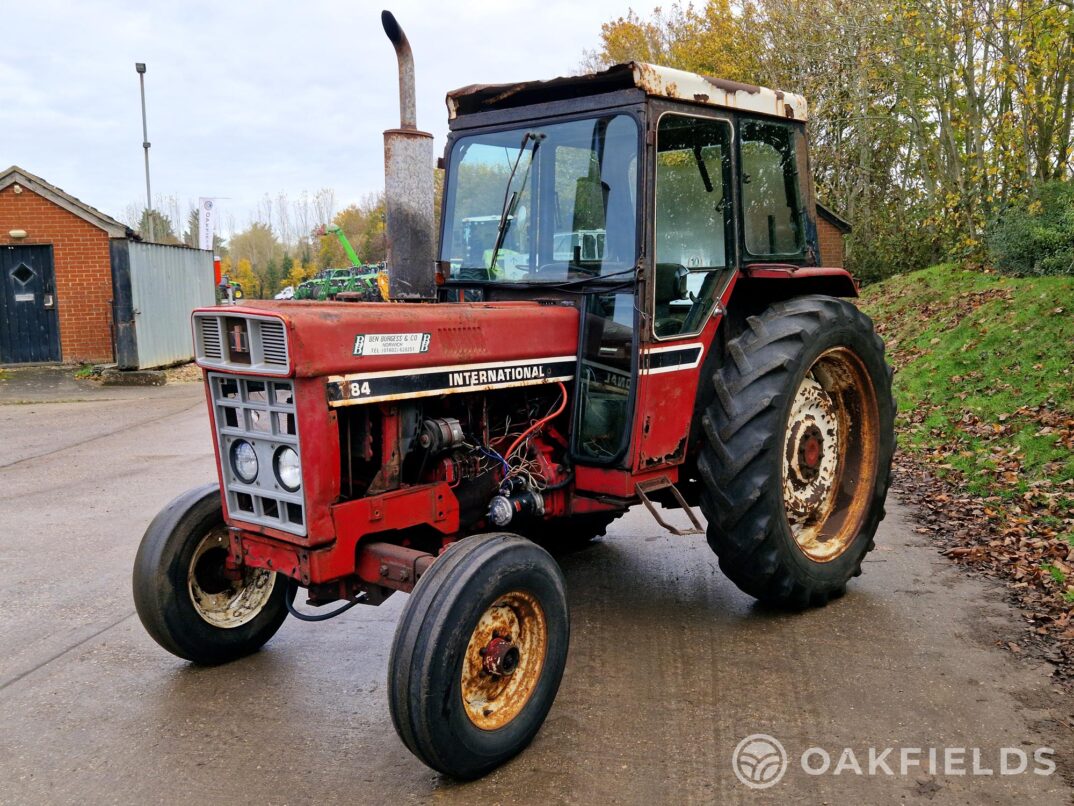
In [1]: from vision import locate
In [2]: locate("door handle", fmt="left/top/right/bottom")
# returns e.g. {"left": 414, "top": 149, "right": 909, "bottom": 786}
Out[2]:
{"left": 43, "top": 294, "right": 55, "bottom": 309}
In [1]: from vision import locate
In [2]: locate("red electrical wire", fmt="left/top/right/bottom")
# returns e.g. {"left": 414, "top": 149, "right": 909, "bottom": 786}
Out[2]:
{"left": 503, "top": 382, "right": 568, "bottom": 460}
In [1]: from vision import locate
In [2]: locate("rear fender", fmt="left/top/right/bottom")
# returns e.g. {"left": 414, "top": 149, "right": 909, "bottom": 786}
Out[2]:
{"left": 739, "top": 264, "right": 859, "bottom": 299}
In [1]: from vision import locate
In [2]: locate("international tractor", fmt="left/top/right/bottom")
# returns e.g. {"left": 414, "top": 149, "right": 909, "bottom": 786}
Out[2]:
{"left": 133, "top": 11, "right": 895, "bottom": 780}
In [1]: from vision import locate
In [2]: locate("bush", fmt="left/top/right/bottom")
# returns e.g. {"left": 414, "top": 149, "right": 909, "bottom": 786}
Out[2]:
{"left": 987, "top": 181, "right": 1074, "bottom": 277}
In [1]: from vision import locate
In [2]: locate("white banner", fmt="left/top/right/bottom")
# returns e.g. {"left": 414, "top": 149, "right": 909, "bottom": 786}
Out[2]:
{"left": 198, "top": 197, "right": 215, "bottom": 252}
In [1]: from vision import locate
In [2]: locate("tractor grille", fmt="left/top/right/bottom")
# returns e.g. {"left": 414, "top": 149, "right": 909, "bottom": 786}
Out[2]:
{"left": 210, "top": 372, "right": 306, "bottom": 536}
{"left": 193, "top": 312, "right": 291, "bottom": 375}
{"left": 260, "top": 320, "right": 288, "bottom": 367}
{"left": 198, "top": 316, "right": 224, "bottom": 360}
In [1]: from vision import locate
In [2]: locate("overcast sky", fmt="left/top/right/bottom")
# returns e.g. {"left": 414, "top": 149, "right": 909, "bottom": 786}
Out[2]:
{"left": 2, "top": 0, "right": 660, "bottom": 238}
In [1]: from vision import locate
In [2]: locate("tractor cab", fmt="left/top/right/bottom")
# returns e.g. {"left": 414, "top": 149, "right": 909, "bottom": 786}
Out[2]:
{"left": 436, "top": 63, "right": 825, "bottom": 479}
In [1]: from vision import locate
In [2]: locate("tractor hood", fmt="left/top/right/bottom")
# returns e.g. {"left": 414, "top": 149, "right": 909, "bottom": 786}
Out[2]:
{"left": 195, "top": 301, "right": 580, "bottom": 387}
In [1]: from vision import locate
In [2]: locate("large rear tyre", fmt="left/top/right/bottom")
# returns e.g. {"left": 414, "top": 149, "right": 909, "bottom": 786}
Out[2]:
{"left": 388, "top": 533, "right": 569, "bottom": 779}
{"left": 133, "top": 483, "right": 291, "bottom": 664}
{"left": 698, "top": 296, "right": 895, "bottom": 608}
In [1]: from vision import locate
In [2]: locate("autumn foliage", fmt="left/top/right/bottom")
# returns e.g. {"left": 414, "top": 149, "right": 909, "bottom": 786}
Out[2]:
{"left": 586, "top": 0, "right": 1074, "bottom": 282}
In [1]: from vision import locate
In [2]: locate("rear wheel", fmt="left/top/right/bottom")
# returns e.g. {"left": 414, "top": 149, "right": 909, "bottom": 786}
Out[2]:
{"left": 698, "top": 296, "right": 895, "bottom": 607}
{"left": 388, "top": 533, "right": 569, "bottom": 779}
{"left": 133, "top": 483, "right": 291, "bottom": 664}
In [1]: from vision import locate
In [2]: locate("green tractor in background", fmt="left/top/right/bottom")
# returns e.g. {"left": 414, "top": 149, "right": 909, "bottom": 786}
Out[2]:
{"left": 293, "top": 225, "right": 386, "bottom": 301}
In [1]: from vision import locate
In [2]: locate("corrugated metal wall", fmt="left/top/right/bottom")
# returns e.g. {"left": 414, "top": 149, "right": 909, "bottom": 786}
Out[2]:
{"left": 111, "top": 241, "right": 215, "bottom": 369}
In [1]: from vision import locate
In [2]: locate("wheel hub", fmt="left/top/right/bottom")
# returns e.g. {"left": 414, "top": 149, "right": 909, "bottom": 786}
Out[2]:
{"left": 481, "top": 635, "right": 520, "bottom": 677}
{"left": 187, "top": 528, "right": 276, "bottom": 629}
{"left": 796, "top": 424, "right": 824, "bottom": 481}
{"left": 460, "top": 591, "right": 547, "bottom": 730}
{"left": 783, "top": 375, "right": 841, "bottom": 535}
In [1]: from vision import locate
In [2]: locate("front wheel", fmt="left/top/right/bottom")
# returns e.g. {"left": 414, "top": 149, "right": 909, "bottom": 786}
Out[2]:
{"left": 388, "top": 533, "right": 569, "bottom": 779}
{"left": 698, "top": 295, "right": 895, "bottom": 608}
{"left": 133, "top": 483, "right": 291, "bottom": 664}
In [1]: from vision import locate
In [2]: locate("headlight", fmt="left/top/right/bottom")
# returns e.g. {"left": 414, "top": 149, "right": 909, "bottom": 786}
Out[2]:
{"left": 230, "top": 439, "right": 258, "bottom": 483}
{"left": 274, "top": 446, "right": 301, "bottom": 492}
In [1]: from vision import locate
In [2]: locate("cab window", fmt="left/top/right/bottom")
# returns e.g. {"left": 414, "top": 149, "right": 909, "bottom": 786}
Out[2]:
{"left": 653, "top": 114, "right": 733, "bottom": 339}
{"left": 740, "top": 119, "right": 804, "bottom": 256}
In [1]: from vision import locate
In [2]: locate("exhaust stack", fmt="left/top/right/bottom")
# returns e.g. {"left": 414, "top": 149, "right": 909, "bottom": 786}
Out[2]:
{"left": 381, "top": 10, "right": 436, "bottom": 301}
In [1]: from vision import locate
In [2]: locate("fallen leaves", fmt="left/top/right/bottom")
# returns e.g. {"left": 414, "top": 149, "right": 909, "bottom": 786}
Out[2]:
{"left": 861, "top": 268, "right": 1074, "bottom": 680}
{"left": 894, "top": 448, "right": 1074, "bottom": 683}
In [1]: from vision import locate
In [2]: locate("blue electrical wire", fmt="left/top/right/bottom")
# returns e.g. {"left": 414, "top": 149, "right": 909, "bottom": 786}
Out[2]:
{"left": 479, "top": 446, "right": 511, "bottom": 488}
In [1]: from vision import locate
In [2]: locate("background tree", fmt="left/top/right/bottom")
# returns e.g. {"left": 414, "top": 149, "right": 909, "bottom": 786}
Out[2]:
{"left": 587, "top": 0, "right": 1074, "bottom": 281}
{"left": 136, "top": 209, "right": 180, "bottom": 244}
{"left": 227, "top": 222, "right": 282, "bottom": 297}
{"left": 231, "top": 258, "right": 260, "bottom": 297}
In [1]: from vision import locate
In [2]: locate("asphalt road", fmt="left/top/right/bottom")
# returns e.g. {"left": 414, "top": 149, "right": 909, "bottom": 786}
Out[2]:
{"left": 1, "top": 371, "right": 1071, "bottom": 805}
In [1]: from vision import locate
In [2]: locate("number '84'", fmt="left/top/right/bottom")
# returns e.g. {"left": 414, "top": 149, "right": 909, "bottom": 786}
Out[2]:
{"left": 350, "top": 381, "right": 371, "bottom": 397}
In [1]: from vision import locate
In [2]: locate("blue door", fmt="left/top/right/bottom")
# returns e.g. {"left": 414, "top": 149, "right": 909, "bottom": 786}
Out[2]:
{"left": 1, "top": 244, "right": 61, "bottom": 363}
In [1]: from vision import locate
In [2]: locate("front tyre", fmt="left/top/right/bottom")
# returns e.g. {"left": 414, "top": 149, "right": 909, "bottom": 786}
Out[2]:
{"left": 133, "top": 483, "right": 291, "bottom": 664}
{"left": 698, "top": 295, "right": 895, "bottom": 608}
{"left": 388, "top": 533, "right": 569, "bottom": 779}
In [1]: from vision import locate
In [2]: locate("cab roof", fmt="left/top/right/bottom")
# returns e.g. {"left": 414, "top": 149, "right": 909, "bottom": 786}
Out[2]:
{"left": 446, "top": 61, "right": 807, "bottom": 123}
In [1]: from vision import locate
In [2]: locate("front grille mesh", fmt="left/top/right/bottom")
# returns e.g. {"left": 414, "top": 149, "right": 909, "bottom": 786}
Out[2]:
{"left": 199, "top": 317, "right": 223, "bottom": 360}
{"left": 211, "top": 373, "right": 305, "bottom": 536}
{"left": 194, "top": 312, "right": 290, "bottom": 375}
{"left": 259, "top": 320, "right": 288, "bottom": 367}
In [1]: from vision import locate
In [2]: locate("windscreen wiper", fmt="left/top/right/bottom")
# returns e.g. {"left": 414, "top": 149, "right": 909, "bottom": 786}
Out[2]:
{"left": 505, "top": 265, "right": 639, "bottom": 293}
{"left": 487, "top": 131, "right": 544, "bottom": 274}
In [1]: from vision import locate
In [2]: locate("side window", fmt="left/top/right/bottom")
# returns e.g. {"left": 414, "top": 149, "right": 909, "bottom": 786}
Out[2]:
{"left": 653, "top": 114, "right": 733, "bottom": 339}
{"left": 740, "top": 119, "right": 804, "bottom": 256}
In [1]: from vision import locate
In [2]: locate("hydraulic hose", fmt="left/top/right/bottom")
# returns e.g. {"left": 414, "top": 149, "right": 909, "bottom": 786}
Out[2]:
{"left": 285, "top": 580, "right": 362, "bottom": 622}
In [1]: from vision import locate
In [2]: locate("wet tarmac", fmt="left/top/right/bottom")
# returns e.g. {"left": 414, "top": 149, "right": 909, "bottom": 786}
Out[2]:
{"left": 0, "top": 375, "right": 1070, "bottom": 804}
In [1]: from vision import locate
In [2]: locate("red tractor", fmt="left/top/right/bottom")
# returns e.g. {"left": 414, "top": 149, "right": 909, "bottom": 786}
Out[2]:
{"left": 134, "top": 12, "right": 894, "bottom": 779}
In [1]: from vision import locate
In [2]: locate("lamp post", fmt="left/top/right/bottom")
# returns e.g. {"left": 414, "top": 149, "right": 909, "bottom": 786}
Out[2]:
{"left": 135, "top": 62, "right": 153, "bottom": 242}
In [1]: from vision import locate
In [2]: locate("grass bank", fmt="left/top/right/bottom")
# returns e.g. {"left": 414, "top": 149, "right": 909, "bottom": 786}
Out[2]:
{"left": 859, "top": 265, "right": 1074, "bottom": 656}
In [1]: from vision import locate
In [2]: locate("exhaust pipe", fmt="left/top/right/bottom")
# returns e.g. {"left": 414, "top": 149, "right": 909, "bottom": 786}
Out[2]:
{"left": 381, "top": 10, "right": 436, "bottom": 301}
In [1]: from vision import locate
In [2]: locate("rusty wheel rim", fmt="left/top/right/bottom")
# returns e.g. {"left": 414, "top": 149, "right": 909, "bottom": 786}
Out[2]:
{"left": 460, "top": 590, "right": 547, "bottom": 731}
{"left": 187, "top": 527, "right": 277, "bottom": 628}
{"left": 782, "top": 347, "right": 879, "bottom": 563}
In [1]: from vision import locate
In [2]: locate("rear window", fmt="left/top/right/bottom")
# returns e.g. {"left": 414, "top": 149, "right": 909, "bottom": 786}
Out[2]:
{"left": 740, "top": 120, "right": 805, "bottom": 257}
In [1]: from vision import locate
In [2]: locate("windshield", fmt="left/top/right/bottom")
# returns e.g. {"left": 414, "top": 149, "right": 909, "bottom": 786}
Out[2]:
{"left": 440, "top": 114, "right": 640, "bottom": 283}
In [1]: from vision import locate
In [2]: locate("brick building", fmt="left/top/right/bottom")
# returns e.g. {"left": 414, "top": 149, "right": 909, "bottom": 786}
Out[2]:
{"left": 816, "top": 202, "right": 852, "bottom": 268}
{"left": 0, "top": 166, "right": 130, "bottom": 364}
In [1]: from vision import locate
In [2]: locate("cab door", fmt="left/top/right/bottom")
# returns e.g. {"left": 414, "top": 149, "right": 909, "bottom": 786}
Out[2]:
{"left": 632, "top": 110, "right": 737, "bottom": 471}
{"left": 572, "top": 290, "right": 638, "bottom": 464}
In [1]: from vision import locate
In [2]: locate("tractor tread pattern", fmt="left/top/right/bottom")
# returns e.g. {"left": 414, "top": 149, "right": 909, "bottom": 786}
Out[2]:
{"left": 697, "top": 295, "right": 895, "bottom": 608}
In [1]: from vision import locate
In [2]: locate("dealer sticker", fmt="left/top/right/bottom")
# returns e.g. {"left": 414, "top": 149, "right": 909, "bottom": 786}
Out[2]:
{"left": 353, "top": 332, "right": 431, "bottom": 357}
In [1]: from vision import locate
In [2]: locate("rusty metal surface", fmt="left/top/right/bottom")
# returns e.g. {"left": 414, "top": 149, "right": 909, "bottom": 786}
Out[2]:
{"left": 783, "top": 347, "right": 880, "bottom": 562}
{"left": 355, "top": 541, "right": 436, "bottom": 593}
{"left": 188, "top": 527, "right": 277, "bottom": 628}
{"left": 198, "top": 300, "right": 579, "bottom": 380}
{"left": 384, "top": 130, "right": 436, "bottom": 300}
{"left": 634, "top": 476, "right": 704, "bottom": 536}
{"left": 460, "top": 590, "right": 547, "bottom": 731}
{"left": 446, "top": 61, "right": 807, "bottom": 122}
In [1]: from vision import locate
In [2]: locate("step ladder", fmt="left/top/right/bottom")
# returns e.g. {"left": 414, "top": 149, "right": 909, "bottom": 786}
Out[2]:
{"left": 634, "top": 476, "right": 704, "bottom": 536}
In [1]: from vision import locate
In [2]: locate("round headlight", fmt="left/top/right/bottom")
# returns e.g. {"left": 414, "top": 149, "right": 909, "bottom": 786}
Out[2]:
{"left": 230, "top": 440, "right": 258, "bottom": 483}
{"left": 274, "top": 446, "right": 301, "bottom": 492}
